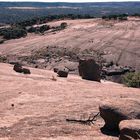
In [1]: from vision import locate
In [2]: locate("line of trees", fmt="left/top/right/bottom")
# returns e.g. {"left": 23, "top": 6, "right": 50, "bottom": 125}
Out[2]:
{"left": 1, "top": 13, "right": 139, "bottom": 42}
{"left": 131, "top": 13, "right": 140, "bottom": 17}
{"left": 15, "top": 14, "right": 94, "bottom": 28}
{"left": 1, "top": 14, "right": 93, "bottom": 41}
{"left": 0, "top": 21, "right": 68, "bottom": 41}
{"left": 0, "top": 27, "right": 27, "bottom": 40}
{"left": 27, "top": 25, "right": 50, "bottom": 33}
{"left": 102, "top": 14, "right": 128, "bottom": 21}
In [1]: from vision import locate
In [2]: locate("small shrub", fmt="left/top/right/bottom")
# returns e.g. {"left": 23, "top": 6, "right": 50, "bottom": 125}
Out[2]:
{"left": 1, "top": 28, "right": 27, "bottom": 40}
{"left": 123, "top": 72, "right": 140, "bottom": 88}
{"left": 39, "top": 25, "right": 50, "bottom": 33}
{"left": 60, "top": 22, "right": 67, "bottom": 29}
{"left": 27, "top": 27, "right": 36, "bottom": 33}
{"left": 27, "top": 25, "right": 50, "bottom": 33}
{"left": 0, "top": 39, "right": 4, "bottom": 44}
{"left": 51, "top": 75, "right": 57, "bottom": 81}
{"left": 0, "top": 55, "right": 7, "bottom": 62}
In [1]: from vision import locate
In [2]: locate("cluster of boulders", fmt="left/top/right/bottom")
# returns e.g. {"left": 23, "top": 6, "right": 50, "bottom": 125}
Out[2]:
{"left": 13, "top": 63, "right": 31, "bottom": 74}
{"left": 53, "top": 58, "right": 101, "bottom": 81}
{"left": 102, "top": 65, "right": 135, "bottom": 77}
{"left": 99, "top": 98, "right": 140, "bottom": 140}
{"left": 101, "top": 62, "right": 135, "bottom": 83}
{"left": 101, "top": 62, "right": 135, "bottom": 82}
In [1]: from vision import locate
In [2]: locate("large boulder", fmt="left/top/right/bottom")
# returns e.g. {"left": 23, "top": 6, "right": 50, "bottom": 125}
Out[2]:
{"left": 119, "top": 119, "right": 140, "bottom": 140}
{"left": 57, "top": 67, "right": 69, "bottom": 78}
{"left": 99, "top": 99, "right": 140, "bottom": 130}
{"left": 78, "top": 59, "right": 101, "bottom": 82}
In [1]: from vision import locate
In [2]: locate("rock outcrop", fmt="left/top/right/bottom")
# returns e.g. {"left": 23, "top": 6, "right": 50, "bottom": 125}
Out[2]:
{"left": 99, "top": 99, "right": 140, "bottom": 130}
{"left": 101, "top": 64, "right": 135, "bottom": 83}
{"left": 78, "top": 59, "right": 101, "bottom": 82}
{"left": 119, "top": 119, "right": 140, "bottom": 140}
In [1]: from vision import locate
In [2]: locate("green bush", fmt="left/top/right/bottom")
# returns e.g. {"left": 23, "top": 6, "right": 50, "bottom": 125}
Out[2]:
{"left": 0, "top": 55, "right": 7, "bottom": 62}
{"left": 123, "top": 72, "right": 140, "bottom": 88}
{"left": 27, "top": 25, "right": 50, "bottom": 33}
{"left": 27, "top": 27, "right": 36, "bottom": 33}
{"left": 0, "top": 28, "right": 27, "bottom": 40}
{"left": 102, "top": 14, "right": 128, "bottom": 21}
{"left": 39, "top": 25, "right": 50, "bottom": 33}
{"left": 60, "top": 22, "right": 67, "bottom": 29}
{"left": 0, "top": 39, "right": 4, "bottom": 44}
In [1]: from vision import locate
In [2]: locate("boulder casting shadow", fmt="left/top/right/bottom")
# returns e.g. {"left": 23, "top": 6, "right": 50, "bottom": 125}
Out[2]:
{"left": 78, "top": 58, "right": 101, "bottom": 82}
{"left": 100, "top": 126, "right": 120, "bottom": 137}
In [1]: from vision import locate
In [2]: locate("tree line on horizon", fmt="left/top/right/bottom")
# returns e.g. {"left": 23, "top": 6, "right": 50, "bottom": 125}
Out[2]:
{"left": 0, "top": 13, "right": 140, "bottom": 42}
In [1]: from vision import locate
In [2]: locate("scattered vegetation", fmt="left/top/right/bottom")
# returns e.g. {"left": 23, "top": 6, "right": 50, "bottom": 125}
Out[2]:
{"left": 1, "top": 2, "right": 140, "bottom": 24}
{"left": 27, "top": 25, "right": 50, "bottom": 33}
{"left": 51, "top": 75, "right": 57, "bottom": 81}
{"left": 0, "top": 27, "right": 27, "bottom": 40}
{"left": 131, "top": 13, "right": 140, "bottom": 17}
{"left": 0, "top": 55, "right": 7, "bottom": 62}
{"left": 0, "top": 39, "right": 5, "bottom": 44}
{"left": 0, "top": 21, "right": 67, "bottom": 41}
{"left": 102, "top": 14, "right": 128, "bottom": 21}
{"left": 15, "top": 14, "right": 94, "bottom": 28}
{"left": 52, "top": 22, "right": 68, "bottom": 32}
{"left": 123, "top": 72, "right": 140, "bottom": 88}
{"left": 60, "top": 22, "right": 68, "bottom": 29}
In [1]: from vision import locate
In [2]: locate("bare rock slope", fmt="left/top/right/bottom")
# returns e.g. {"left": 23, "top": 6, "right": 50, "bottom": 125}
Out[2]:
{"left": 0, "top": 63, "right": 139, "bottom": 140}
{"left": 0, "top": 17, "right": 140, "bottom": 71}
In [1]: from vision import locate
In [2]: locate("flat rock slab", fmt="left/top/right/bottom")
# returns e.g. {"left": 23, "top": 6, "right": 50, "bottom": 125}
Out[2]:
{"left": 0, "top": 63, "right": 140, "bottom": 140}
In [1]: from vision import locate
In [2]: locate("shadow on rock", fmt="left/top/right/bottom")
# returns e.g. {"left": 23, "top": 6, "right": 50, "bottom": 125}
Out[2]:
{"left": 100, "top": 126, "right": 119, "bottom": 137}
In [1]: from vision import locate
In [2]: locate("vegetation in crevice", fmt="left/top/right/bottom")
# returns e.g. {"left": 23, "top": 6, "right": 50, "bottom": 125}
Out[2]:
{"left": 123, "top": 72, "right": 140, "bottom": 88}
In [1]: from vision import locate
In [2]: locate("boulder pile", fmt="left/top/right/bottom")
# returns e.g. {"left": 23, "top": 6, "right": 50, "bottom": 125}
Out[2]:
{"left": 101, "top": 63, "right": 135, "bottom": 83}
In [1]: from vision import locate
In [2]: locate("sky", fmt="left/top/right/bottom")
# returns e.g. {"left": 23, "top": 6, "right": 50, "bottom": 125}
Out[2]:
{"left": 0, "top": 0, "right": 140, "bottom": 2}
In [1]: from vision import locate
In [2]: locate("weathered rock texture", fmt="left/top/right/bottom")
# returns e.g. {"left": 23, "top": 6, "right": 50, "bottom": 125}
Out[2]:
{"left": 119, "top": 119, "right": 140, "bottom": 140}
{"left": 99, "top": 99, "right": 140, "bottom": 130}
{"left": 0, "top": 63, "right": 140, "bottom": 140}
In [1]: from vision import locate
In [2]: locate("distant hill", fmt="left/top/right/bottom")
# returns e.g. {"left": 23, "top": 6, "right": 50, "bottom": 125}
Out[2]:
{"left": 0, "top": 2, "right": 140, "bottom": 8}
{"left": 0, "top": 2, "right": 140, "bottom": 23}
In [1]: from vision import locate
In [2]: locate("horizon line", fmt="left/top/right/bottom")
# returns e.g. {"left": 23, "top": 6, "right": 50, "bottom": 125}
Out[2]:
{"left": 0, "top": 0, "right": 140, "bottom": 3}
{"left": 0, "top": 1, "right": 140, "bottom": 2}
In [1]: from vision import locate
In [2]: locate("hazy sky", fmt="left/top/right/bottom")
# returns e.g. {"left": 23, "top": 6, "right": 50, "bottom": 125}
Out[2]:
{"left": 0, "top": 0, "right": 140, "bottom": 2}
